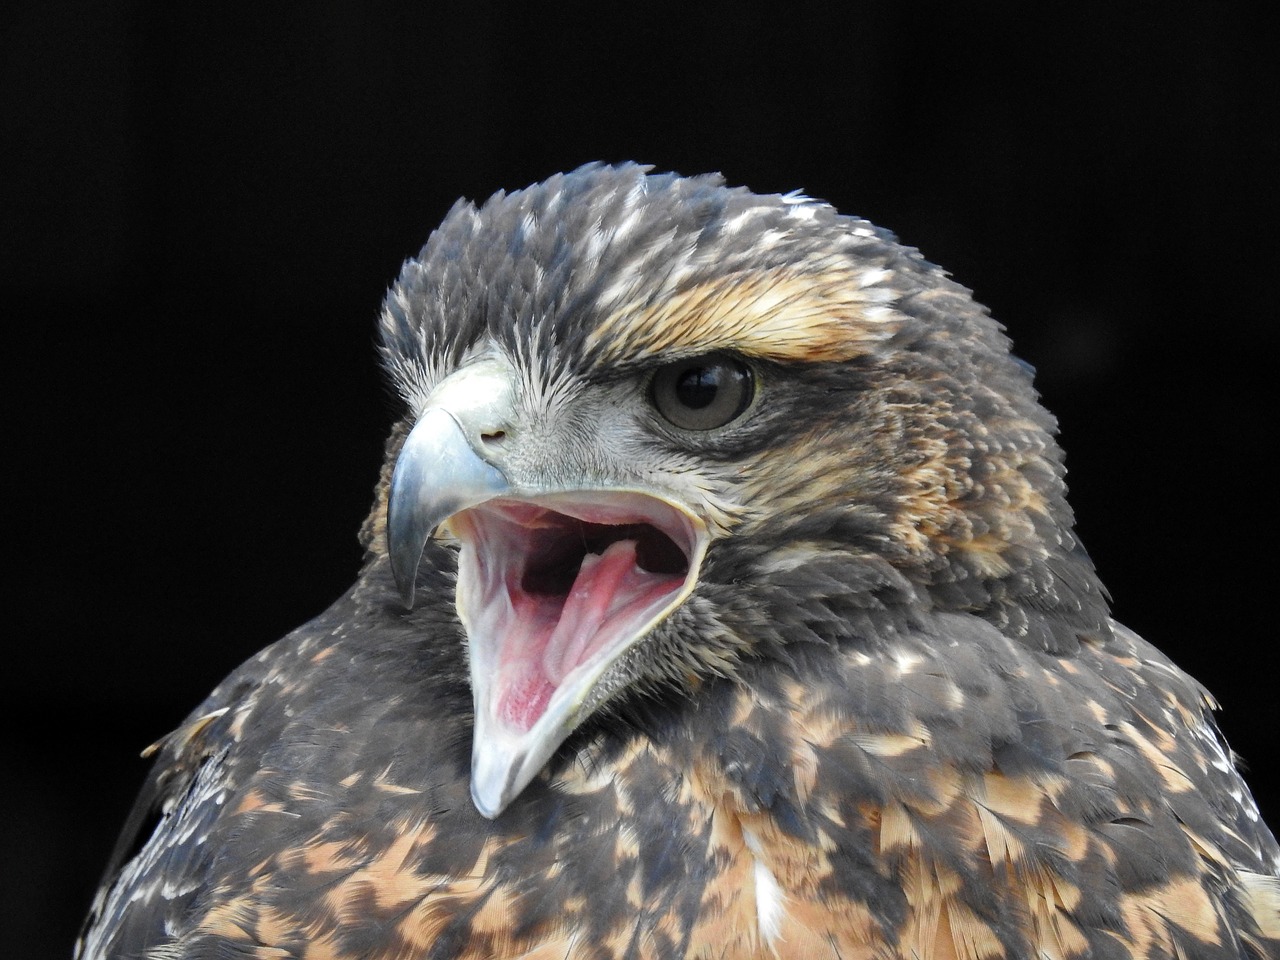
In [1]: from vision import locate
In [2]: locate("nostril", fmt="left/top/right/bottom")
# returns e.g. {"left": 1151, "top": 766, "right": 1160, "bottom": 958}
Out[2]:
{"left": 481, "top": 430, "right": 506, "bottom": 445}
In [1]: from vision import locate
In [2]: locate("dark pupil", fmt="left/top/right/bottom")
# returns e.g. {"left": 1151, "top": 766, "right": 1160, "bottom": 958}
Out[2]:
{"left": 675, "top": 365, "right": 719, "bottom": 409}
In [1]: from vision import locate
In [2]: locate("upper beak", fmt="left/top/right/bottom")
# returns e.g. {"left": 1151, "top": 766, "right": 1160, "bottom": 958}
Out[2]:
{"left": 387, "top": 358, "right": 516, "bottom": 607}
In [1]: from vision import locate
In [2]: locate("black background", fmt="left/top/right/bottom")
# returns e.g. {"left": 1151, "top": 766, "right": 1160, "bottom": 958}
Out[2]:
{"left": 6, "top": 4, "right": 1276, "bottom": 955}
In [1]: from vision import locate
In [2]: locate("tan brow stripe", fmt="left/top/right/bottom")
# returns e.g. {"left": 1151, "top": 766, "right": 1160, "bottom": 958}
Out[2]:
{"left": 586, "top": 266, "right": 902, "bottom": 364}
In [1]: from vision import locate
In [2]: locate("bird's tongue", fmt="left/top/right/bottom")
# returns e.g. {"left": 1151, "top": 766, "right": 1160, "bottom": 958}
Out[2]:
{"left": 541, "top": 541, "right": 639, "bottom": 684}
{"left": 494, "top": 538, "right": 674, "bottom": 733}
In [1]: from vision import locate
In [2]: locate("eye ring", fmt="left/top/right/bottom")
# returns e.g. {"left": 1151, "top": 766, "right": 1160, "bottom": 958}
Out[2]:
{"left": 650, "top": 353, "right": 755, "bottom": 431}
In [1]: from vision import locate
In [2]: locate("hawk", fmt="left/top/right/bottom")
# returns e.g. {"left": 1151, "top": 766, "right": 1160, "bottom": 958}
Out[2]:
{"left": 79, "top": 163, "right": 1280, "bottom": 959}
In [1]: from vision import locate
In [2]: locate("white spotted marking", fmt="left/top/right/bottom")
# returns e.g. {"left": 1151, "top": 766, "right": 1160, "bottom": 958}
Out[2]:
{"left": 942, "top": 679, "right": 966, "bottom": 710}
{"left": 612, "top": 205, "right": 644, "bottom": 244}
{"left": 780, "top": 188, "right": 816, "bottom": 205}
{"left": 582, "top": 219, "right": 610, "bottom": 265}
{"left": 756, "top": 228, "right": 788, "bottom": 251}
{"left": 785, "top": 204, "right": 817, "bottom": 220}
{"left": 890, "top": 648, "right": 925, "bottom": 674}
{"left": 624, "top": 175, "right": 647, "bottom": 208}
{"left": 160, "top": 877, "right": 201, "bottom": 900}
{"left": 721, "top": 208, "right": 768, "bottom": 236}
{"left": 857, "top": 267, "right": 891, "bottom": 288}
{"left": 742, "top": 827, "right": 786, "bottom": 948}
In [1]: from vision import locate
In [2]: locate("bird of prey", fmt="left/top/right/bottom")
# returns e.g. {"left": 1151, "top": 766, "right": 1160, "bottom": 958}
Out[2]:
{"left": 80, "top": 163, "right": 1280, "bottom": 960}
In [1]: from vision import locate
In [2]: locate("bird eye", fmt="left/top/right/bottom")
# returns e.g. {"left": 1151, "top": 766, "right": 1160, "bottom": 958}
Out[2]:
{"left": 650, "top": 354, "right": 755, "bottom": 431}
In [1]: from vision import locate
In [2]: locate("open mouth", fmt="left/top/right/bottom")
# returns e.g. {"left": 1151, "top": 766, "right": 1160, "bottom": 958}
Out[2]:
{"left": 446, "top": 492, "right": 705, "bottom": 735}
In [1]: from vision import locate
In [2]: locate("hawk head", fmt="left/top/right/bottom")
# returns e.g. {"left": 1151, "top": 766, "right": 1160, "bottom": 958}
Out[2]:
{"left": 373, "top": 163, "right": 1110, "bottom": 817}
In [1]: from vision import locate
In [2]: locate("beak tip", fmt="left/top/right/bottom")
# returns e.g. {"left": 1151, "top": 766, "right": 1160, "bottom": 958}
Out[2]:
{"left": 397, "top": 581, "right": 416, "bottom": 610}
{"left": 470, "top": 787, "right": 505, "bottom": 820}
{"left": 470, "top": 736, "right": 528, "bottom": 820}
{"left": 388, "top": 537, "right": 422, "bottom": 609}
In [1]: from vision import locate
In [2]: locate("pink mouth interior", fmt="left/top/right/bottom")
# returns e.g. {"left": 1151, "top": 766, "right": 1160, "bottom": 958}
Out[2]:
{"left": 459, "top": 500, "right": 691, "bottom": 733}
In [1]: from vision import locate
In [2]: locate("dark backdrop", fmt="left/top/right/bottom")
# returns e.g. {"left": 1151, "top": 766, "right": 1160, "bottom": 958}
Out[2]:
{"left": 6, "top": 4, "right": 1275, "bottom": 955}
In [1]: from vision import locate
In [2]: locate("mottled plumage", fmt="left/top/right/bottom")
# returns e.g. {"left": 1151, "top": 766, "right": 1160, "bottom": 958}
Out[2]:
{"left": 80, "top": 164, "right": 1280, "bottom": 959}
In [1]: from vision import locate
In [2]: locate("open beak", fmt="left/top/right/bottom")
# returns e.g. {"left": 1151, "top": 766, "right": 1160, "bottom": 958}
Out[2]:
{"left": 388, "top": 358, "right": 709, "bottom": 818}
